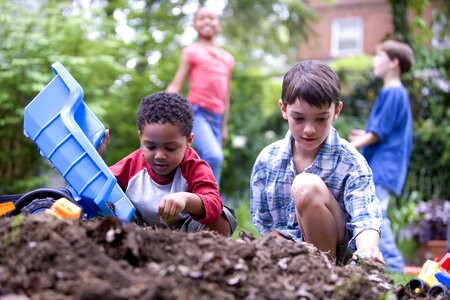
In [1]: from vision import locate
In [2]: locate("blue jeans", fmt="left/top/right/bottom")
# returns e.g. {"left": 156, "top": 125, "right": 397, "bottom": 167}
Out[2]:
{"left": 191, "top": 105, "right": 223, "bottom": 185}
{"left": 376, "top": 185, "right": 404, "bottom": 272}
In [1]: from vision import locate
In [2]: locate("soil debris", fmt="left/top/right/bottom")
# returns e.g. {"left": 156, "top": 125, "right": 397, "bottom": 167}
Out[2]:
{"left": 0, "top": 214, "right": 399, "bottom": 299}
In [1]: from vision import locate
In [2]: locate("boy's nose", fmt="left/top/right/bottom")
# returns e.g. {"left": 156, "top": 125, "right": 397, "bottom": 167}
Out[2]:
{"left": 155, "top": 151, "right": 166, "bottom": 160}
{"left": 304, "top": 123, "right": 316, "bottom": 134}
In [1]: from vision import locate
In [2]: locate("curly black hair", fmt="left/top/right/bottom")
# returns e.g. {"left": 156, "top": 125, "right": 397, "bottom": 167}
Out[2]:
{"left": 137, "top": 92, "right": 193, "bottom": 136}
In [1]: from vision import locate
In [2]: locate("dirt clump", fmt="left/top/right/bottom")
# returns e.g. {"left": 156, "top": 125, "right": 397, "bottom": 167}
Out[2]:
{"left": 0, "top": 214, "right": 396, "bottom": 299}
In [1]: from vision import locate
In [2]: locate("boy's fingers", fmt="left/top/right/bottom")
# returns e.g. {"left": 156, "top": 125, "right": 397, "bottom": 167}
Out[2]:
{"left": 158, "top": 199, "right": 168, "bottom": 218}
{"left": 373, "top": 248, "right": 385, "bottom": 264}
{"left": 170, "top": 202, "right": 182, "bottom": 218}
{"left": 159, "top": 200, "right": 177, "bottom": 221}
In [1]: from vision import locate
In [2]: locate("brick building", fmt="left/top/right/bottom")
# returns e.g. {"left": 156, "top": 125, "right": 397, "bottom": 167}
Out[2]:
{"left": 298, "top": 0, "right": 436, "bottom": 61}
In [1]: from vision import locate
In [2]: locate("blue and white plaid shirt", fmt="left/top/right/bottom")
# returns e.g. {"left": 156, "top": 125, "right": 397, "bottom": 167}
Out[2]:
{"left": 250, "top": 127, "right": 382, "bottom": 251}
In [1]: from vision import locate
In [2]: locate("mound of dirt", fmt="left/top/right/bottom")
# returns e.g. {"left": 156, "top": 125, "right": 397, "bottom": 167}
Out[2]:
{"left": 0, "top": 214, "right": 408, "bottom": 299}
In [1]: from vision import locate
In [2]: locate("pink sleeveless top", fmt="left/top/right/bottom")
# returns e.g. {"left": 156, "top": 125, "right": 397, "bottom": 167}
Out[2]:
{"left": 184, "top": 42, "right": 234, "bottom": 114}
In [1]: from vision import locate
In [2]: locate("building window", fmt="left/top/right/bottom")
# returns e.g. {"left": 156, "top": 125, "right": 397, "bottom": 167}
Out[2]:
{"left": 331, "top": 17, "right": 363, "bottom": 58}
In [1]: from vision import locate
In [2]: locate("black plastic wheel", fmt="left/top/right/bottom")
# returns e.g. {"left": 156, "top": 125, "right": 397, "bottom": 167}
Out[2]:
{"left": 427, "top": 284, "right": 448, "bottom": 299}
{"left": 405, "top": 278, "right": 427, "bottom": 297}
{"left": 21, "top": 197, "right": 55, "bottom": 215}
{"left": 11, "top": 188, "right": 74, "bottom": 215}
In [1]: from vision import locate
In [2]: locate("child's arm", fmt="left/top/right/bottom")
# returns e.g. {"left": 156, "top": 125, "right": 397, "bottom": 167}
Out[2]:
{"left": 166, "top": 51, "right": 191, "bottom": 93}
{"left": 348, "top": 129, "right": 379, "bottom": 149}
{"left": 158, "top": 192, "right": 205, "bottom": 223}
{"left": 182, "top": 154, "right": 223, "bottom": 224}
{"left": 344, "top": 166, "right": 384, "bottom": 263}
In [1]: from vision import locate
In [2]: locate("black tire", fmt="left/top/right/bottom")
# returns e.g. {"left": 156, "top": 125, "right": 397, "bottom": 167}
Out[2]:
{"left": 21, "top": 197, "right": 56, "bottom": 215}
{"left": 405, "top": 278, "right": 427, "bottom": 297}
{"left": 12, "top": 188, "right": 74, "bottom": 216}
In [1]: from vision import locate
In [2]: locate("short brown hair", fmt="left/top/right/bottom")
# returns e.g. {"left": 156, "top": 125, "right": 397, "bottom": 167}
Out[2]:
{"left": 281, "top": 60, "right": 341, "bottom": 108}
{"left": 378, "top": 40, "right": 415, "bottom": 74}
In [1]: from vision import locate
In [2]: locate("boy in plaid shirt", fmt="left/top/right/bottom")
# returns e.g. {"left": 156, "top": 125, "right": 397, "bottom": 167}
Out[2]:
{"left": 250, "top": 60, "right": 383, "bottom": 264}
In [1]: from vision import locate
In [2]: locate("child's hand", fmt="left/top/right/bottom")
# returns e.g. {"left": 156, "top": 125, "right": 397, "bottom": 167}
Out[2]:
{"left": 355, "top": 246, "right": 385, "bottom": 264}
{"left": 158, "top": 193, "right": 188, "bottom": 223}
{"left": 348, "top": 129, "right": 365, "bottom": 143}
{"left": 97, "top": 129, "right": 110, "bottom": 157}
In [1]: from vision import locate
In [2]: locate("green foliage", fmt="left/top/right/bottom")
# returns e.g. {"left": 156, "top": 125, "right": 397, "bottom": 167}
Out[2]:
{"left": 221, "top": 70, "right": 279, "bottom": 197}
{"left": 331, "top": 56, "right": 380, "bottom": 139}
{"left": 0, "top": 1, "right": 59, "bottom": 193}
{"left": 0, "top": 0, "right": 184, "bottom": 192}
{"left": 223, "top": 1, "right": 316, "bottom": 63}
{"left": 3, "top": 214, "right": 24, "bottom": 246}
{"left": 331, "top": 54, "right": 373, "bottom": 72}
{"left": 0, "top": 0, "right": 316, "bottom": 197}
{"left": 231, "top": 194, "right": 260, "bottom": 240}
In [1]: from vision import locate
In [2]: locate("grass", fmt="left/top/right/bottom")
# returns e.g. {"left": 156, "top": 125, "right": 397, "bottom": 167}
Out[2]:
{"left": 231, "top": 199, "right": 259, "bottom": 240}
{"left": 387, "top": 271, "right": 415, "bottom": 286}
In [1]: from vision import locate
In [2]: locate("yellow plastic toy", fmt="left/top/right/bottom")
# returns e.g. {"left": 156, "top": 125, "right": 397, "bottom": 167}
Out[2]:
{"left": 0, "top": 202, "right": 16, "bottom": 216}
{"left": 45, "top": 198, "right": 81, "bottom": 220}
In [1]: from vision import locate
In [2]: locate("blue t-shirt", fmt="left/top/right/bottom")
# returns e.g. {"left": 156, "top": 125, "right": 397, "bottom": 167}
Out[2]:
{"left": 361, "top": 86, "right": 413, "bottom": 196}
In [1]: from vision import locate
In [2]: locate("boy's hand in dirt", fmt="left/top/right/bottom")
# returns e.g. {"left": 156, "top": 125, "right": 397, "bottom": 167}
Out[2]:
{"left": 97, "top": 129, "right": 110, "bottom": 157}
{"left": 355, "top": 246, "right": 385, "bottom": 264}
{"left": 158, "top": 193, "right": 188, "bottom": 223}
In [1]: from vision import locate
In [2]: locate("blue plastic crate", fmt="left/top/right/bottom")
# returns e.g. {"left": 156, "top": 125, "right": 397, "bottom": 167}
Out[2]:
{"left": 23, "top": 62, "right": 135, "bottom": 222}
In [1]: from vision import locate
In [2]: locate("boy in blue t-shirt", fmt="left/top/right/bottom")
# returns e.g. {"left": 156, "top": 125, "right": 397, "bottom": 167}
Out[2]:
{"left": 349, "top": 40, "right": 415, "bottom": 273}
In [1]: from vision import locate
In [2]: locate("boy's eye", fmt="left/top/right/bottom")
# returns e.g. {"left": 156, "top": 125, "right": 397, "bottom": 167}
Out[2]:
{"left": 166, "top": 147, "right": 177, "bottom": 152}
{"left": 317, "top": 117, "right": 327, "bottom": 122}
{"left": 146, "top": 145, "right": 156, "bottom": 151}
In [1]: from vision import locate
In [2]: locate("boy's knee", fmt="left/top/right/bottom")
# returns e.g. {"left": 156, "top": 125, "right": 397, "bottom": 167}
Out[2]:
{"left": 292, "top": 173, "right": 327, "bottom": 210}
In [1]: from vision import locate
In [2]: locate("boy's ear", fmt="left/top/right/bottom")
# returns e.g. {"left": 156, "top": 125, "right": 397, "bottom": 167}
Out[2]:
{"left": 278, "top": 99, "right": 288, "bottom": 120}
{"left": 187, "top": 133, "right": 194, "bottom": 147}
{"left": 391, "top": 57, "right": 400, "bottom": 70}
{"left": 332, "top": 101, "right": 344, "bottom": 121}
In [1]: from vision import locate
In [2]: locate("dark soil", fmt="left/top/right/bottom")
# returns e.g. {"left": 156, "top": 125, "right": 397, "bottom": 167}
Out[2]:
{"left": 0, "top": 214, "right": 436, "bottom": 299}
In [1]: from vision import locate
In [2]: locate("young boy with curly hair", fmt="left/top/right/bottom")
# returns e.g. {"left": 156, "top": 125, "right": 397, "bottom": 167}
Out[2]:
{"left": 349, "top": 40, "right": 415, "bottom": 272}
{"left": 99, "top": 92, "right": 237, "bottom": 236}
{"left": 250, "top": 60, "right": 383, "bottom": 264}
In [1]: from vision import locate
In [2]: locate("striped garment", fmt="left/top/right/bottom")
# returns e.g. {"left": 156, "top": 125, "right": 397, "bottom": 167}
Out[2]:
{"left": 250, "top": 127, "right": 382, "bottom": 251}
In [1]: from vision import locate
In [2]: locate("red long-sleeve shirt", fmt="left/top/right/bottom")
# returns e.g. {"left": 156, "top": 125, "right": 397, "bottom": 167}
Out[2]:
{"left": 110, "top": 148, "right": 222, "bottom": 225}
